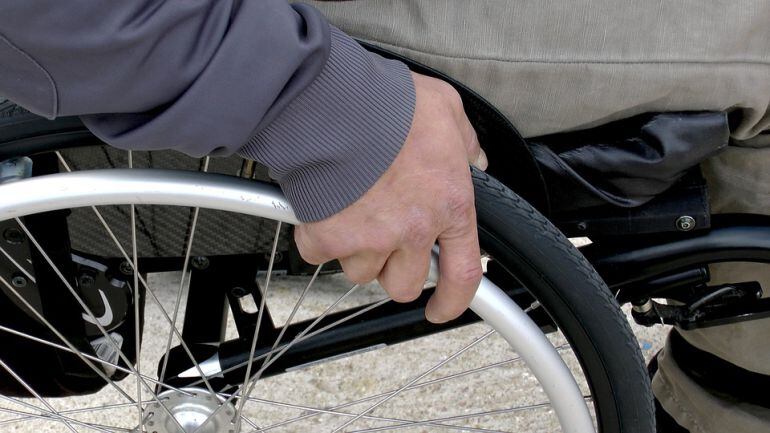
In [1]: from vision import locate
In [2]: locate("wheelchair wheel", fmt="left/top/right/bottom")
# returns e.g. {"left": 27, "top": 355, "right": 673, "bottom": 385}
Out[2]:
{"left": 0, "top": 103, "right": 653, "bottom": 432}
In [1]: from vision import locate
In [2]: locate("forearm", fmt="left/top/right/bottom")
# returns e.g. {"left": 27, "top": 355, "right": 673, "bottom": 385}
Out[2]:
{"left": 0, "top": 1, "right": 414, "bottom": 221}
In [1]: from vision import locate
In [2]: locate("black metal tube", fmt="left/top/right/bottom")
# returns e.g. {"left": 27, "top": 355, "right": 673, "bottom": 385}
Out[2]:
{"left": 585, "top": 214, "right": 770, "bottom": 288}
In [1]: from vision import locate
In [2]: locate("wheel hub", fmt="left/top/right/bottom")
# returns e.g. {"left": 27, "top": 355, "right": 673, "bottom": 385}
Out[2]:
{"left": 139, "top": 388, "right": 238, "bottom": 433}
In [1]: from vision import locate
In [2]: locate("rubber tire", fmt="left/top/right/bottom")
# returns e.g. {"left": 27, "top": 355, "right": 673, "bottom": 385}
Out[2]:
{"left": 0, "top": 101, "right": 654, "bottom": 432}
{"left": 473, "top": 168, "right": 654, "bottom": 433}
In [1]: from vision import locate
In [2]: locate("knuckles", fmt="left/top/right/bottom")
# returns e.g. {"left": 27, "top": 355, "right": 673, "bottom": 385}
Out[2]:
{"left": 402, "top": 210, "right": 436, "bottom": 248}
{"left": 293, "top": 227, "right": 324, "bottom": 265}
{"left": 443, "top": 188, "right": 475, "bottom": 219}
{"left": 433, "top": 79, "right": 463, "bottom": 111}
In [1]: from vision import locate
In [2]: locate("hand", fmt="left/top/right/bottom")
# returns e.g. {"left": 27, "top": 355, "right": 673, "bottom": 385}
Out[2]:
{"left": 294, "top": 72, "right": 487, "bottom": 323}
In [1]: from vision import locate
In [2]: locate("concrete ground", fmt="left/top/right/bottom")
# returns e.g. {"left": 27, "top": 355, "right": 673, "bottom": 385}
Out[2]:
{"left": 0, "top": 267, "right": 669, "bottom": 433}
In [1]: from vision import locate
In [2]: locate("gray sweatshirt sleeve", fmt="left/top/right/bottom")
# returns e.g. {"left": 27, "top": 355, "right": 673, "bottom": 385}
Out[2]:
{"left": 0, "top": 1, "right": 415, "bottom": 222}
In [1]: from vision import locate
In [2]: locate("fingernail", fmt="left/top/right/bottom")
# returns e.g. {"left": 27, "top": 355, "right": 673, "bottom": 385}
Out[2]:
{"left": 474, "top": 149, "right": 488, "bottom": 171}
{"left": 425, "top": 308, "right": 448, "bottom": 324}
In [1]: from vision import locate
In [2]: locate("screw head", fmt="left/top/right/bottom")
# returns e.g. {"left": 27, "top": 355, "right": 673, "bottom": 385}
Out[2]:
{"left": 676, "top": 215, "right": 696, "bottom": 232}
{"left": 119, "top": 261, "right": 134, "bottom": 275}
{"left": 11, "top": 275, "right": 27, "bottom": 288}
{"left": 576, "top": 221, "right": 588, "bottom": 231}
{"left": 191, "top": 256, "right": 210, "bottom": 270}
{"left": 3, "top": 228, "right": 24, "bottom": 245}
{"left": 231, "top": 286, "right": 247, "bottom": 298}
{"left": 264, "top": 251, "right": 284, "bottom": 263}
{"left": 78, "top": 274, "right": 95, "bottom": 288}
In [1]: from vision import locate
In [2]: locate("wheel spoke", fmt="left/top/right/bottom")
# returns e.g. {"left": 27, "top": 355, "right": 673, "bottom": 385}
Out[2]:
{"left": 193, "top": 280, "right": 365, "bottom": 433}
{"left": 330, "top": 330, "right": 495, "bottom": 433}
{"left": 128, "top": 149, "right": 144, "bottom": 432}
{"left": 56, "top": 152, "right": 222, "bottom": 399}
{"left": 252, "top": 346, "right": 559, "bottom": 433}
{"left": 0, "top": 357, "right": 79, "bottom": 433}
{"left": 0, "top": 154, "right": 601, "bottom": 432}
{"left": 262, "top": 264, "right": 323, "bottom": 367}
{"left": 0, "top": 323, "right": 195, "bottom": 397}
{"left": 0, "top": 273, "right": 135, "bottom": 402}
{"left": 233, "top": 221, "right": 282, "bottom": 433}
{"left": 345, "top": 403, "right": 557, "bottom": 433}
{"left": 234, "top": 394, "right": 509, "bottom": 433}
{"left": 0, "top": 395, "right": 126, "bottom": 433}
{"left": 183, "top": 294, "right": 386, "bottom": 391}
{"left": 0, "top": 244, "right": 35, "bottom": 283}
{"left": 158, "top": 156, "right": 211, "bottom": 385}
{"left": 253, "top": 330, "right": 538, "bottom": 433}
{"left": 13, "top": 217, "right": 188, "bottom": 433}
{"left": 237, "top": 263, "right": 322, "bottom": 428}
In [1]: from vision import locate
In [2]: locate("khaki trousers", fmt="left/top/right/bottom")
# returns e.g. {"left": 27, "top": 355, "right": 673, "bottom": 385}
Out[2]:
{"left": 305, "top": 1, "right": 770, "bottom": 432}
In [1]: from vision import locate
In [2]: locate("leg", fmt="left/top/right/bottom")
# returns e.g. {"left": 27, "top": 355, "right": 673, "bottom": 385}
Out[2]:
{"left": 652, "top": 148, "right": 770, "bottom": 433}
{"left": 306, "top": 0, "right": 770, "bottom": 143}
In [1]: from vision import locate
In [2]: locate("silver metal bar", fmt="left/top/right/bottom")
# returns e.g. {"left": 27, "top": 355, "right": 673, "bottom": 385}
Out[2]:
{"left": 469, "top": 277, "right": 595, "bottom": 433}
{"left": 0, "top": 169, "right": 300, "bottom": 225}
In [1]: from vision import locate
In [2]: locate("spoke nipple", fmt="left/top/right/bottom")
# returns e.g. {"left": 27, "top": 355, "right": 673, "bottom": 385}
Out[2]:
{"left": 263, "top": 251, "right": 284, "bottom": 263}
{"left": 78, "top": 273, "right": 96, "bottom": 288}
{"left": 119, "top": 261, "right": 134, "bottom": 275}
{"left": 2, "top": 227, "right": 24, "bottom": 245}
{"left": 191, "top": 256, "right": 210, "bottom": 270}
{"left": 231, "top": 286, "right": 248, "bottom": 298}
{"left": 11, "top": 274, "right": 27, "bottom": 288}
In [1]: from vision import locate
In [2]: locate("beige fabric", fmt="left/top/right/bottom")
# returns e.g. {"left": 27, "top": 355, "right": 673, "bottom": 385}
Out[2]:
{"left": 653, "top": 337, "right": 770, "bottom": 433}
{"left": 307, "top": 0, "right": 770, "bottom": 145}
{"left": 307, "top": 1, "right": 770, "bottom": 431}
{"left": 683, "top": 147, "right": 770, "bottom": 376}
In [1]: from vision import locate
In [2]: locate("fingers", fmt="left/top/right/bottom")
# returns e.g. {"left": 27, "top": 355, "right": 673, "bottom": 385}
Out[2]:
{"left": 339, "top": 252, "right": 389, "bottom": 285}
{"left": 378, "top": 247, "right": 432, "bottom": 303}
{"left": 425, "top": 214, "right": 483, "bottom": 323}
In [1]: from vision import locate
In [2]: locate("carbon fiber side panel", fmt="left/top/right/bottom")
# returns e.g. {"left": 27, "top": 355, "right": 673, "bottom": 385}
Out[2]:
{"left": 59, "top": 147, "right": 291, "bottom": 258}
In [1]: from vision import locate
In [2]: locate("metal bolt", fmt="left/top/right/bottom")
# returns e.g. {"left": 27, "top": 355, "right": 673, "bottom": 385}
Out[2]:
{"left": 11, "top": 275, "right": 27, "bottom": 288}
{"left": 191, "top": 256, "right": 210, "bottom": 270}
{"left": 231, "top": 287, "right": 247, "bottom": 298}
{"left": 263, "top": 251, "right": 284, "bottom": 263}
{"left": 576, "top": 221, "right": 588, "bottom": 231}
{"left": 676, "top": 215, "right": 696, "bottom": 232}
{"left": 3, "top": 228, "right": 24, "bottom": 245}
{"left": 78, "top": 274, "right": 95, "bottom": 288}
{"left": 119, "top": 261, "right": 134, "bottom": 275}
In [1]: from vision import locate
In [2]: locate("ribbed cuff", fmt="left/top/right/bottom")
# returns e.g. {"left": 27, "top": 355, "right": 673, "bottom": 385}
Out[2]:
{"left": 238, "top": 26, "right": 415, "bottom": 222}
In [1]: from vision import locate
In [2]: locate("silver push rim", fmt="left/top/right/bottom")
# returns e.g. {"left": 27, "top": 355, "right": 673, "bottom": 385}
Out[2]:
{"left": 0, "top": 166, "right": 594, "bottom": 433}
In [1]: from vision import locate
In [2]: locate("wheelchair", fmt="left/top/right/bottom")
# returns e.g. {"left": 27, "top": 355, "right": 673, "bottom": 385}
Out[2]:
{"left": 0, "top": 49, "right": 765, "bottom": 433}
